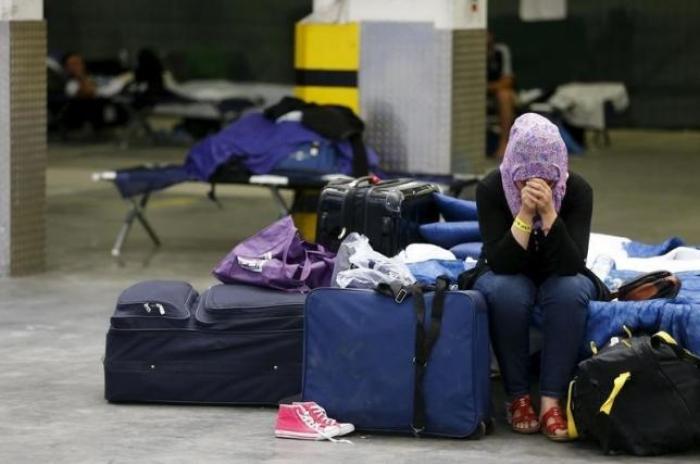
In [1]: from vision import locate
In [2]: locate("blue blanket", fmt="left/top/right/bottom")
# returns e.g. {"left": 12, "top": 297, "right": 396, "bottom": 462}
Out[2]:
{"left": 622, "top": 236, "right": 685, "bottom": 258}
{"left": 585, "top": 270, "right": 700, "bottom": 356}
{"left": 114, "top": 165, "right": 194, "bottom": 199}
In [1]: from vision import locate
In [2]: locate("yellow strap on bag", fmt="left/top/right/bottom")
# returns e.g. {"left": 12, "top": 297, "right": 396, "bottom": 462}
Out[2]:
{"left": 653, "top": 331, "right": 678, "bottom": 346}
{"left": 589, "top": 341, "right": 598, "bottom": 355}
{"left": 622, "top": 325, "right": 633, "bottom": 339}
{"left": 566, "top": 380, "right": 579, "bottom": 439}
{"left": 599, "top": 372, "right": 631, "bottom": 415}
{"left": 652, "top": 331, "right": 700, "bottom": 363}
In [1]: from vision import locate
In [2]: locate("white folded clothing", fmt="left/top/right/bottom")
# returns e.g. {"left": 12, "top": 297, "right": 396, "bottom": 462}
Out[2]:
{"left": 395, "top": 243, "right": 456, "bottom": 264}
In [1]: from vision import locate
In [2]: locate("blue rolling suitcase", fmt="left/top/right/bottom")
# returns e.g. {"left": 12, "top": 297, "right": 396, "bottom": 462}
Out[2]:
{"left": 104, "top": 280, "right": 305, "bottom": 405}
{"left": 301, "top": 279, "right": 491, "bottom": 437}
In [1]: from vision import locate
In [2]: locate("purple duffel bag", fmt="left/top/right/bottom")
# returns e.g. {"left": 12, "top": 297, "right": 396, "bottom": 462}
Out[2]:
{"left": 213, "top": 216, "right": 335, "bottom": 293}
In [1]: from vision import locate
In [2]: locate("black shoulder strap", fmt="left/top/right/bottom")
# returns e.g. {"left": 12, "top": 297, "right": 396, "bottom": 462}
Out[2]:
{"left": 410, "top": 284, "right": 428, "bottom": 436}
{"left": 349, "top": 133, "right": 370, "bottom": 177}
{"left": 425, "top": 277, "right": 449, "bottom": 357}
{"left": 411, "top": 276, "right": 449, "bottom": 436}
{"left": 581, "top": 267, "right": 612, "bottom": 301}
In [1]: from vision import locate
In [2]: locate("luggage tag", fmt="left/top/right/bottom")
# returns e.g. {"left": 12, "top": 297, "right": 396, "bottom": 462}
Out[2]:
{"left": 237, "top": 252, "right": 273, "bottom": 273}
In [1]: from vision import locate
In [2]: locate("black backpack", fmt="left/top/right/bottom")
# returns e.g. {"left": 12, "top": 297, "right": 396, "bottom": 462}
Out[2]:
{"left": 566, "top": 331, "right": 700, "bottom": 455}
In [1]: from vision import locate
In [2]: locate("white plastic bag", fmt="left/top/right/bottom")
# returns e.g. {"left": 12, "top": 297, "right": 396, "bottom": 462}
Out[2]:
{"left": 333, "top": 233, "right": 416, "bottom": 289}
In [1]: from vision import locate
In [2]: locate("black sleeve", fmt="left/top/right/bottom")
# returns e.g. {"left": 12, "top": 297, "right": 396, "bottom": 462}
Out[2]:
{"left": 476, "top": 180, "right": 528, "bottom": 274}
{"left": 539, "top": 180, "right": 593, "bottom": 275}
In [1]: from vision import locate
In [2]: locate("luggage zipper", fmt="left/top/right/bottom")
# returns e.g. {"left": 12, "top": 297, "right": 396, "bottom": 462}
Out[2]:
{"left": 204, "top": 306, "right": 304, "bottom": 317}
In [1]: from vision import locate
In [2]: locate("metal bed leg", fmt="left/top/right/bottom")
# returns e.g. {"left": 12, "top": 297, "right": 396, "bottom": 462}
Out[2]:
{"left": 268, "top": 186, "right": 292, "bottom": 217}
{"left": 112, "top": 209, "right": 136, "bottom": 257}
{"left": 111, "top": 193, "right": 160, "bottom": 257}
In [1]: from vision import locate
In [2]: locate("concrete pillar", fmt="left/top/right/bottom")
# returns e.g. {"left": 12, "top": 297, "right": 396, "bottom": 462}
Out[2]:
{"left": 303, "top": 0, "right": 488, "bottom": 175}
{"left": 0, "top": 1, "right": 46, "bottom": 276}
{"left": 359, "top": 23, "right": 487, "bottom": 175}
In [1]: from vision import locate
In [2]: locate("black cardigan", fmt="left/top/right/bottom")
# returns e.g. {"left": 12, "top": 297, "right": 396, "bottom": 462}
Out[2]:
{"left": 474, "top": 169, "right": 593, "bottom": 284}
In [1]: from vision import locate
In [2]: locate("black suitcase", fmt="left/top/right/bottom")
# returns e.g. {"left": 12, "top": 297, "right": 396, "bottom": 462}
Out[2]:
{"left": 316, "top": 177, "right": 439, "bottom": 256}
{"left": 104, "top": 280, "right": 305, "bottom": 405}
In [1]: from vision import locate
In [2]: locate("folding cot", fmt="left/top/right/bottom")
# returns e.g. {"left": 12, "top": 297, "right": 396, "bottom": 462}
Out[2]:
{"left": 92, "top": 165, "right": 480, "bottom": 257}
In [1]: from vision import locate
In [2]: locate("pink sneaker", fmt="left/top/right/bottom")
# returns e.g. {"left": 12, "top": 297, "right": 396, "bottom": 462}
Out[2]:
{"left": 274, "top": 404, "right": 341, "bottom": 441}
{"left": 295, "top": 402, "right": 355, "bottom": 437}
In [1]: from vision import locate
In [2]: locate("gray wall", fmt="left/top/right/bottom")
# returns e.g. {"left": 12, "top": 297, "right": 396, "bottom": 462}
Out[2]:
{"left": 45, "top": 0, "right": 311, "bottom": 82}
{"left": 489, "top": 0, "right": 700, "bottom": 129}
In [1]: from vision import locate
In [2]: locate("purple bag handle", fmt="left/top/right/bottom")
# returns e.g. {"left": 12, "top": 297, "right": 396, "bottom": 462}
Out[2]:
{"left": 279, "top": 230, "right": 319, "bottom": 288}
{"left": 293, "top": 244, "right": 327, "bottom": 282}
{"left": 281, "top": 230, "right": 302, "bottom": 267}
{"left": 293, "top": 242, "right": 335, "bottom": 285}
{"left": 299, "top": 253, "right": 314, "bottom": 282}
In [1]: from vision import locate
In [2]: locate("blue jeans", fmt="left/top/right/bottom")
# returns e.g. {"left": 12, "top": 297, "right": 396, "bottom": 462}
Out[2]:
{"left": 474, "top": 271, "right": 595, "bottom": 399}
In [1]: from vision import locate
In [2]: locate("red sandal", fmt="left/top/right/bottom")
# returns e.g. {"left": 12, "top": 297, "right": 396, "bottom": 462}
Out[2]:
{"left": 540, "top": 406, "right": 571, "bottom": 442}
{"left": 506, "top": 394, "right": 540, "bottom": 434}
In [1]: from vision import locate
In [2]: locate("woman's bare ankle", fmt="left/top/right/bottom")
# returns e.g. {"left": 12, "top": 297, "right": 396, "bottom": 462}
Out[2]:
{"left": 540, "top": 396, "right": 561, "bottom": 414}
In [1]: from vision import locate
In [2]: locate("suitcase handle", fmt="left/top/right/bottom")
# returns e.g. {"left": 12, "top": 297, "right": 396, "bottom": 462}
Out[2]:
{"left": 336, "top": 176, "right": 382, "bottom": 241}
{"left": 349, "top": 176, "right": 373, "bottom": 187}
{"left": 375, "top": 178, "right": 407, "bottom": 186}
{"left": 348, "top": 176, "right": 397, "bottom": 188}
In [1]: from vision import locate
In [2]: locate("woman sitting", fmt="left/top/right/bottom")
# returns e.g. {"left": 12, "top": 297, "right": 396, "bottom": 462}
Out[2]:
{"left": 472, "top": 113, "right": 598, "bottom": 441}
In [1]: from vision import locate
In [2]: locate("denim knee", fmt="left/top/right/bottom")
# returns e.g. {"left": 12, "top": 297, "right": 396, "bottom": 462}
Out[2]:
{"left": 475, "top": 272, "right": 536, "bottom": 312}
{"left": 538, "top": 274, "right": 595, "bottom": 309}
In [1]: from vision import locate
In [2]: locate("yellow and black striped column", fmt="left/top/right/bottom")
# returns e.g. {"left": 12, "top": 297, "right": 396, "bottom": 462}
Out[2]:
{"left": 294, "top": 22, "right": 360, "bottom": 113}
{"left": 292, "top": 22, "right": 361, "bottom": 241}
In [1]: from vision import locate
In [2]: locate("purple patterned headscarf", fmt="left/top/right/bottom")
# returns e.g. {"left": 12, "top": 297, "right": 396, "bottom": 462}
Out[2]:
{"left": 500, "top": 113, "right": 568, "bottom": 218}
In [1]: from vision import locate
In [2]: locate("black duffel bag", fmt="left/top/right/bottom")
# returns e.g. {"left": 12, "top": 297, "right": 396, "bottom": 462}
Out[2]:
{"left": 566, "top": 331, "right": 700, "bottom": 455}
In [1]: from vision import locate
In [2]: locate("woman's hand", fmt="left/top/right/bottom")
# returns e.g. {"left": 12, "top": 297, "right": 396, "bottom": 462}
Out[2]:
{"left": 526, "top": 178, "right": 557, "bottom": 232}
{"left": 526, "top": 179, "right": 555, "bottom": 215}
{"left": 519, "top": 184, "right": 538, "bottom": 220}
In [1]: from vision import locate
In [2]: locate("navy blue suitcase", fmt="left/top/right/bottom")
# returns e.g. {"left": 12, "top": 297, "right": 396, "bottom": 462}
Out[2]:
{"left": 104, "top": 280, "right": 305, "bottom": 405}
{"left": 301, "top": 280, "right": 491, "bottom": 437}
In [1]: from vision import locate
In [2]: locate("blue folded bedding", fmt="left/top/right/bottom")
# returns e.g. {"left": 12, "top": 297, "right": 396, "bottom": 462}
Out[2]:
{"left": 419, "top": 221, "right": 481, "bottom": 249}
{"left": 450, "top": 242, "right": 483, "bottom": 260}
{"left": 407, "top": 259, "right": 472, "bottom": 286}
{"left": 433, "top": 193, "right": 478, "bottom": 222}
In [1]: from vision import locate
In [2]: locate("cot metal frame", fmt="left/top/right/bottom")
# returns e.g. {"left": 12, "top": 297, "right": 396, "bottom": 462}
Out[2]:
{"left": 92, "top": 171, "right": 479, "bottom": 257}
{"left": 92, "top": 172, "right": 346, "bottom": 257}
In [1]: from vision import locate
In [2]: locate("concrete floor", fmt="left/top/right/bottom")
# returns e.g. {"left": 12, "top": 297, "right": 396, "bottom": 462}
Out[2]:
{"left": 1, "top": 130, "right": 700, "bottom": 463}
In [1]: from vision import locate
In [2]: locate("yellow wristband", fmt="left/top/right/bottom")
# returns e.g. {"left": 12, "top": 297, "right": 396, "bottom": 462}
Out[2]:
{"left": 514, "top": 216, "right": 533, "bottom": 233}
